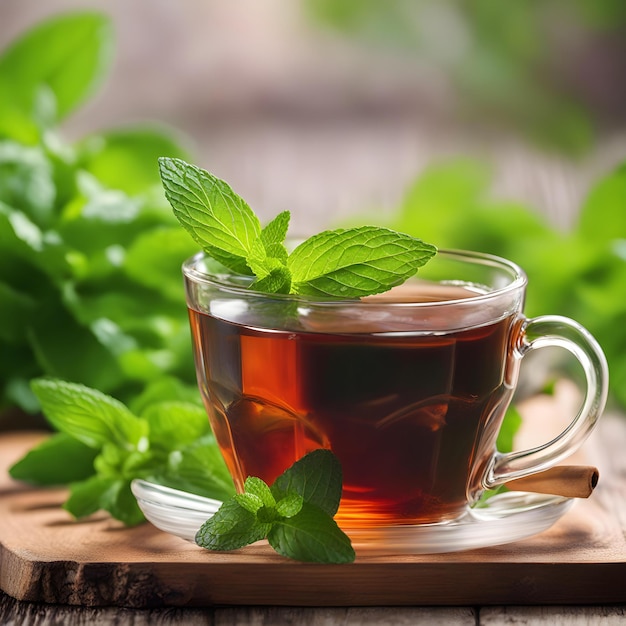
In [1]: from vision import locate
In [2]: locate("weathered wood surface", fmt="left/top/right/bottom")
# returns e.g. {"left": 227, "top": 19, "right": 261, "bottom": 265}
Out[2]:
{"left": 1, "top": 386, "right": 625, "bottom": 616}
{"left": 480, "top": 606, "right": 626, "bottom": 625}
{"left": 0, "top": 596, "right": 478, "bottom": 626}
{"left": 3, "top": 592, "right": 626, "bottom": 626}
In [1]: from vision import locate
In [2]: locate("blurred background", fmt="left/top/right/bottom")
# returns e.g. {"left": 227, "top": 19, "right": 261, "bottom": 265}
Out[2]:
{"left": 1, "top": 0, "right": 625, "bottom": 424}
{"left": 3, "top": 0, "right": 626, "bottom": 230}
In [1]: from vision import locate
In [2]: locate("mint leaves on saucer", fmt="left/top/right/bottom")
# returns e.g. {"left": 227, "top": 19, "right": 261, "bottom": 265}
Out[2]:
{"left": 158, "top": 157, "right": 437, "bottom": 298}
{"left": 195, "top": 449, "right": 356, "bottom": 564}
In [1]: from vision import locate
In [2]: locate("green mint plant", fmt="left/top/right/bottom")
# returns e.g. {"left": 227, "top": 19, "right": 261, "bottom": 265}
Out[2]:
{"left": 9, "top": 378, "right": 235, "bottom": 525}
{"left": 158, "top": 157, "right": 437, "bottom": 298}
{"left": 196, "top": 449, "right": 355, "bottom": 564}
{"left": 0, "top": 13, "right": 199, "bottom": 418}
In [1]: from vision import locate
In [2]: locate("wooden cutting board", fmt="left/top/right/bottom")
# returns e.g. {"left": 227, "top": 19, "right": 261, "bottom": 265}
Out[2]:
{"left": 2, "top": 384, "right": 626, "bottom": 608}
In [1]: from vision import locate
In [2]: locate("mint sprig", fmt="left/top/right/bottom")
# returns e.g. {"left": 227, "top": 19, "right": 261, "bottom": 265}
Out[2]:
{"left": 9, "top": 378, "right": 236, "bottom": 525}
{"left": 159, "top": 157, "right": 437, "bottom": 298}
{"left": 195, "top": 449, "right": 356, "bottom": 564}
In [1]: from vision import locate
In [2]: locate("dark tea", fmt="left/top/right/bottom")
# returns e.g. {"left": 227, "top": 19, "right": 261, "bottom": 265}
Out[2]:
{"left": 188, "top": 282, "right": 518, "bottom": 527}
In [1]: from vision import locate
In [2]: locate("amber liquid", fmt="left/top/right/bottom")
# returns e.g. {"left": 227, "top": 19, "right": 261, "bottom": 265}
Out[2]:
{"left": 189, "top": 283, "right": 517, "bottom": 527}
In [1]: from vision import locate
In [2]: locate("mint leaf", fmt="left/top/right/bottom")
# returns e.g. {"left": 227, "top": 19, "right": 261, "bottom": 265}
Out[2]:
{"left": 0, "top": 12, "right": 113, "bottom": 134}
{"left": 64, "top": 474, "right": 118, "bottom": 519}
{"left": 158, "top": 157, "right": 261, "bottom": 274}
{"left": 68, "top": 476, "right": 146, "bottom": 526}
{"left": 251, "top": 262, "right": 292, "bottom": 294}
{"left": 161, "top": 437, "right": 235, "bottom": 502}
{"left": 243, "top": 476, "right": 276, "bottom": 508}
{"left": 288, "top": 226, "right": 437, "bottom": 298}
{"left": 26, "top": 304, "right": 125, "bottom": 393}
{"left": 245, "top": 220, "right": 291, "bottom": 293}
{"left": 234, "top": 492, "right": 265, "bottom": 514}
{"left": 101, "top": 479, "right": 146, "bottom": 526}
{"left": 93, "top": 441, "right": 153, "bottom": 479}
{"left": 124, "top": 227, "right": 200, "bottom": 302}
{"left": 245, "top": 236, "right": 278, "bottom": 281}
{"left": 268, "top": 502, "right": 355, "bottom": 564}
{"left": 9, "top": 433, "right": 97, "bottom": 485}
{"left": 196, "top": 498, "right": 272, "bottom": 551}
{"left": 260, "top": 210, "right": 290, "bottom": 261}
{"left": 31, "top": 378, "right": 147, "bottom": 451}
{"left": 271, "top": 448, "right": 342, "bottom": 517}
{"left": 275, "top": 493, "right": 304, "bottom": 518}
{"left": 238, "top": 476, "right": 281, "bottom": 522}
{"left": 82, "top": 125, "right": 190, "bottom": 195}
{"left": 244, "top": 212, "right": 291, "bottom": 291}
{"left": 141, "top": 401, "right": 208, "bottom": 451}
{"left": 128, "top": 376, "right": 203, "bottom": 415}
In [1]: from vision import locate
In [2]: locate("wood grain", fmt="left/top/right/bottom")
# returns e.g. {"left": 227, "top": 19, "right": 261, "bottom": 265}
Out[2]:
{"left": 1, "top": 387, "right": 625, "bottom": 609}
{"left": 480, "top": 606, "right": 626, "bottom": 625}
{"left": 0, "top": 592, "right": 477, "bottom": 626}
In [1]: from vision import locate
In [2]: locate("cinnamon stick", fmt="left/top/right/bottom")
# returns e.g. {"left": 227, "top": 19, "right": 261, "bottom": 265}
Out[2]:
{"left": 503, "top": 465, "right": 599, "bottom": 499}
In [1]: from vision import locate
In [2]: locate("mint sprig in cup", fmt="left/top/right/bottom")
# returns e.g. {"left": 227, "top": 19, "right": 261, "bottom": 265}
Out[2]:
{"left": 158, "top": 157, "right": 438, "bottom": 299}
{"left": 160, "top": 158, "right": 608, "bottom": 564}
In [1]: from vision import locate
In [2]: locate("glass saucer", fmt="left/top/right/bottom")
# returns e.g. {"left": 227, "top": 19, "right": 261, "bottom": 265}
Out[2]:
{"left": 131, "top": 479, "right": 573, "bottom": 555}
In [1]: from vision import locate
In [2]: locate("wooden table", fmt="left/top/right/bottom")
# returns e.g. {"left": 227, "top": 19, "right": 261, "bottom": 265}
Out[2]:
{"left": 2, "top": 384, "right": 626, "bottom": 625}
{"left": 0, "top": 594, "right": 624, "bottom": 626}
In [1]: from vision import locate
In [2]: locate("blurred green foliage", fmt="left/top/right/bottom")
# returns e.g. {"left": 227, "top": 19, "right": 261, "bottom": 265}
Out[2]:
{"left": 0, "top": 12, "right": 200, "bottom": 416}
{"left": 344, "top": 158, "right": 626, "bottom": 409}
{"left": 306, "top": 0, "right": 626, "bottom": 153}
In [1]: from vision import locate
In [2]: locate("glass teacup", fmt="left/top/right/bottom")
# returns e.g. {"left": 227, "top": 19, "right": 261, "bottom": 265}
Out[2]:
{"left": 182, "top": 249, "right": 608, "bottom": 529}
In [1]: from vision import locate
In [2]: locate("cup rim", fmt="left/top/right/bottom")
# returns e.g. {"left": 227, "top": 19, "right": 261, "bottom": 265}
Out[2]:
{"left": 182, "top": 248, "right": 527, "bottom": 308}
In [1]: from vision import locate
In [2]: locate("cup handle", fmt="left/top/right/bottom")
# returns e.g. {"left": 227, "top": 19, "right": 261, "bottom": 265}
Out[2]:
{"left": 484, "top": 315, "right": 609, "bottom": 489}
